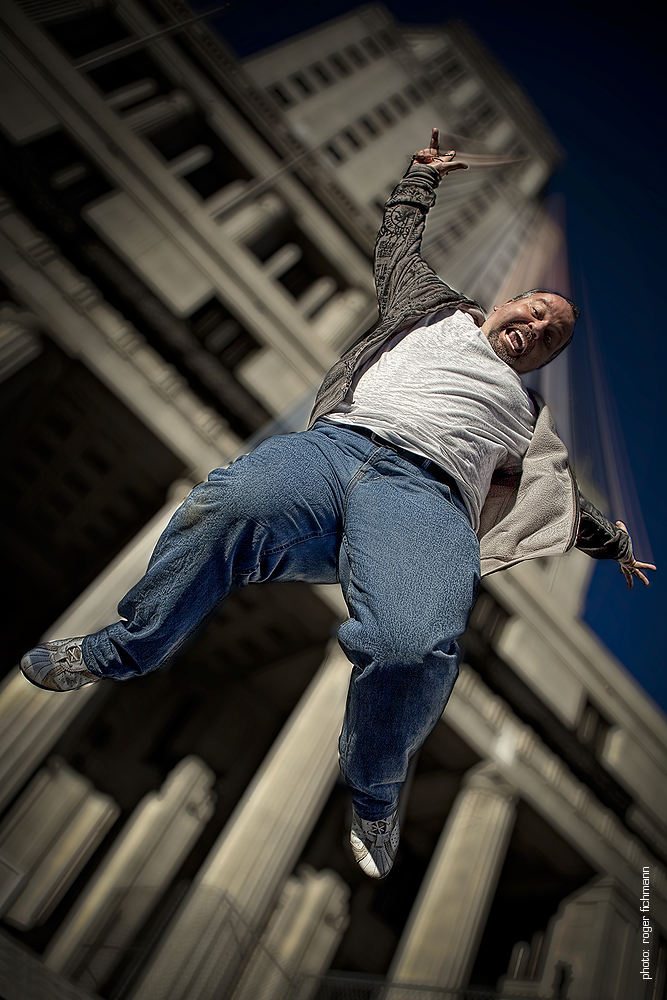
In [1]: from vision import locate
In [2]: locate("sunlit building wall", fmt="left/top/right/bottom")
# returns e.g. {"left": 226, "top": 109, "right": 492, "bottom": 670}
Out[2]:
{"left": 0, "top": 3, "right": 665, "bottom": 999}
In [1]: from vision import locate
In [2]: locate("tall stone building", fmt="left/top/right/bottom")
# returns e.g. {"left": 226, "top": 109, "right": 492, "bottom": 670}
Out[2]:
{"left": 0, "top": 3, "right": 664, "bottom": 999}
{"left": 242, "top": 4, "right": 561, "bottom": 312}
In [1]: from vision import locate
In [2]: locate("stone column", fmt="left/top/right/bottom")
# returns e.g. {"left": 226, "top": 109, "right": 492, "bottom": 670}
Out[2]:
{"left": 388, "top": 761, "right": 518, "bottom": 990}
{"left": 44, "top": 756, "right": 216, "bottom": 993}
{"left": 129, "top": 642, "right": 352, "bottom": 1000}
{"left": 216, "top": 192, "right": 287, "bottom": 241}
{"left": 120, "top": 91, "right": 194, "bottom": 136}
{"left": 230, "top": 865, "right": 350, "bottom": 1000}
{"left": 0, "top": 757, "right": 119, "bottom": 930}
{"left": 105, "top": 79, "right": 158, "bottom": 112}
{"left": 0, "top": 482, "right": 192, "bottom": 812}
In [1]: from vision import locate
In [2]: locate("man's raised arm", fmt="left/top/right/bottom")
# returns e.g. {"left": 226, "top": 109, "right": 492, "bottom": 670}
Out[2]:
{"left": 374, "top": 129, "right": 476, "bottom": 327}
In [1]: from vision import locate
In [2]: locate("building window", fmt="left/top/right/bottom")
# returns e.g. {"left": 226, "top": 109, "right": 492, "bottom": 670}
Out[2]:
{"left": 446, "top": 222, "right": 464, "bottom": 244}
{"left": 344, "top": 44, "right": 368, "bottom": 68}
{"left": 145, "top": 112, "right": 251, "bottom": 199}
{"left": 267, "top": 83, "right": 293, "bottom": 107}
{"left": 289, "top": 72, "right": 314, "bottom": 97}
{"left": 329, "top": 52, "right": 351, "bottom": 77}
{"left": 190, "top": 299, "right": 260, "bottom": 371}
{"left": 466, "top": 95, "right": 500, "bottom": 133}
{"left": 86, "top": 49, "right": 173, "bottom": 104}
{"left": 247, "top": 218, "right": 346, "bottom": 301}
{"left": 309, "top": 62, "right": 333, "bottom": 87}
{"left": 358, "top": 115, "right": 379, "bottom": 138}
{"left": 343, "top": 128, "right": 363, "bottom": 150}
{"left": 426, "top": 64, "right": 444, "bottom": 88}
{"left": 390, "top": 94, "right": 409, "bottom": 117}
{"left": 418, "top": 74, "right": 436, "bottom": 95}
{"left": 441, "top": 57, "right": 467, "bottom": 87}
{"left": 20, "top": 130, "right": 113, "bottom": 213}
{"left": 325, "top": 142, "right": 345, "bottom": 164}
{"left": 361, "top": 36, "right": 383, "bottom": 59}
{"left": 404, "top": 83, "right": 425, "bottom": 106}
{"left": 375, "top": 104, "right": 395, "bottom": 127}
{"left": 479, "top": 103, "right": 499, "bottom": 128}
{"left": 576, "top": 702, "right": 611, "bottom": 755}
{"left": 378, "top": 29, "right": 398, "bottom": 50}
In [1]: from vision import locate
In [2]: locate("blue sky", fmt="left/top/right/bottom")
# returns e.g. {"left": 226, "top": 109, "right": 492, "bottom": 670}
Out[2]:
{"left": 199, "top": 0, "right": 666, "bottom": 712}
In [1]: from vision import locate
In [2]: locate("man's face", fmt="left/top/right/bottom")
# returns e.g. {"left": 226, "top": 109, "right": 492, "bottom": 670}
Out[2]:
{"left": 480, "top": 293, "right": 575, "bottom": 374}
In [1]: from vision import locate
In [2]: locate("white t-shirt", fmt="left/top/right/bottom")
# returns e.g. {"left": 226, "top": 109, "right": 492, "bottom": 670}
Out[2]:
{"left": 324, "top": 308, "right": 536, "bottom": 531}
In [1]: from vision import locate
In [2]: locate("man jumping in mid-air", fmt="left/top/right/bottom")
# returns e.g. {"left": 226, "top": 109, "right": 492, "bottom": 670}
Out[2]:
{"left": 21, "top": 130, "right": 655, "bottom": 879}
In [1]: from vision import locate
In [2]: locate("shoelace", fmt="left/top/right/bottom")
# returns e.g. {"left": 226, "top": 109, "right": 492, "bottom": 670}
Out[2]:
{"left": 58, "top": 643, "right": 83, "bottom": 665}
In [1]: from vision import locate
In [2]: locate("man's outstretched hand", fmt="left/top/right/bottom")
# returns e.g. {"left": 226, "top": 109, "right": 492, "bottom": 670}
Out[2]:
{"left": 413, "top": 127, "right": 468, "bottom": 177}
{"left": 616, "top": 521, "right": 657, "bottom": 588}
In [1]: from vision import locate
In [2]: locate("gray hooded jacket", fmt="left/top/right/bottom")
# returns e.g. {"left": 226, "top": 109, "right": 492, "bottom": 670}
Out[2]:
{"left": 309, "top": 162, "right": 630, "bottom": 576}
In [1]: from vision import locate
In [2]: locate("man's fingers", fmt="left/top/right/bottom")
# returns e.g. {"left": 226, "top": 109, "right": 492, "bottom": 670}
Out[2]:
{"left": 413, "top": 149, "right": 457, "bottom": 162}
{"left": 620, "top": 559, "right": 656, "bottom": 588}
{"left": 430, "top": 127, "right": 439, "bottom": 154}
{"left": 614, "top": 520, "right": 656, "bottom": 587}
{"left": 412, "top": 144, "right": 468, "bottom": 177}
{"left": 635, "top": 563, "right": 656, "bottom": 586}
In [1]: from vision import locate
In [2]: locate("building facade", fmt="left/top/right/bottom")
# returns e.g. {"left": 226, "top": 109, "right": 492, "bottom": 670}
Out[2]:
{"left": 0, "top": 3, "right": 665, "bottom": 999}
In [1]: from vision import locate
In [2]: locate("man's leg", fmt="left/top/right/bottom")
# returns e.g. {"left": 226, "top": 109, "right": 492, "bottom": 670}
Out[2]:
{"left": 22, "top": 428, "right": 349, "bottom": 688}
{"left": 336, "top": 442, "right": 480, "bottom": 828}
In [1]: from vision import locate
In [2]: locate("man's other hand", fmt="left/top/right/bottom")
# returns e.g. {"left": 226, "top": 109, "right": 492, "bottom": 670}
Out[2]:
{"left": 413, "top": 127, "right": 468, "bottom": 177}
{"left": 616, "top": 521, "right": 657, "bottom": 588}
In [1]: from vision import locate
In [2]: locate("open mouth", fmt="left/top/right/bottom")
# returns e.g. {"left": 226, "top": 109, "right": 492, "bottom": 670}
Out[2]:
{"left": 503, "top": 327, "right": 530, "bottom": 357}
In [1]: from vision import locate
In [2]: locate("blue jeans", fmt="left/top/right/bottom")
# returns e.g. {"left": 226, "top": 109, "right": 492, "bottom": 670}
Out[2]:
{"left": 83, "top": 422, "right": 480, "bottom": 820}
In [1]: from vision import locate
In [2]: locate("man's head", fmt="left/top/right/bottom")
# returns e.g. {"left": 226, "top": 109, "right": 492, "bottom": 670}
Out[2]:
{"left": 481, "top": 288, "right": 579, "bottom": 374}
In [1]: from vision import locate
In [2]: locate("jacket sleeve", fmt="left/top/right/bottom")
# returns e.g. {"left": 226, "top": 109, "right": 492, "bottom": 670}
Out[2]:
{"left": 576, "top": 490, "right": 633, "bottom": 562}
{"left": 374, "top": 162, "right": 469, "bottom": 325}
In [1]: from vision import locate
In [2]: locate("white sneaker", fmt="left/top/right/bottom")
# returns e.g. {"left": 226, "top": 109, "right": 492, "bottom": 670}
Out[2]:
{"left": 350, "top": 807, "right": 400, "bottom": 879}
{"left": 20, "top": 638, "right": 99, "bottom": 692}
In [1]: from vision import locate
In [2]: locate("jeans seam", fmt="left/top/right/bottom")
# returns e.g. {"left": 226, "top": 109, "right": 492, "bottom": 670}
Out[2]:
{"left": 340, "top": 533, "right": 384, "bottom": 660}
{"left": 259, "top": 527, "right": 340, "bottom": 558}
{"left": 342, "top": 447, "right": 382, "bottom": 518}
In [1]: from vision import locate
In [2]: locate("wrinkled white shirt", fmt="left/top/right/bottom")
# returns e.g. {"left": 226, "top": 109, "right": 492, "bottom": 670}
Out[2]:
{"left": 325, "top": 308, "right": 536, "bottom": 531}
